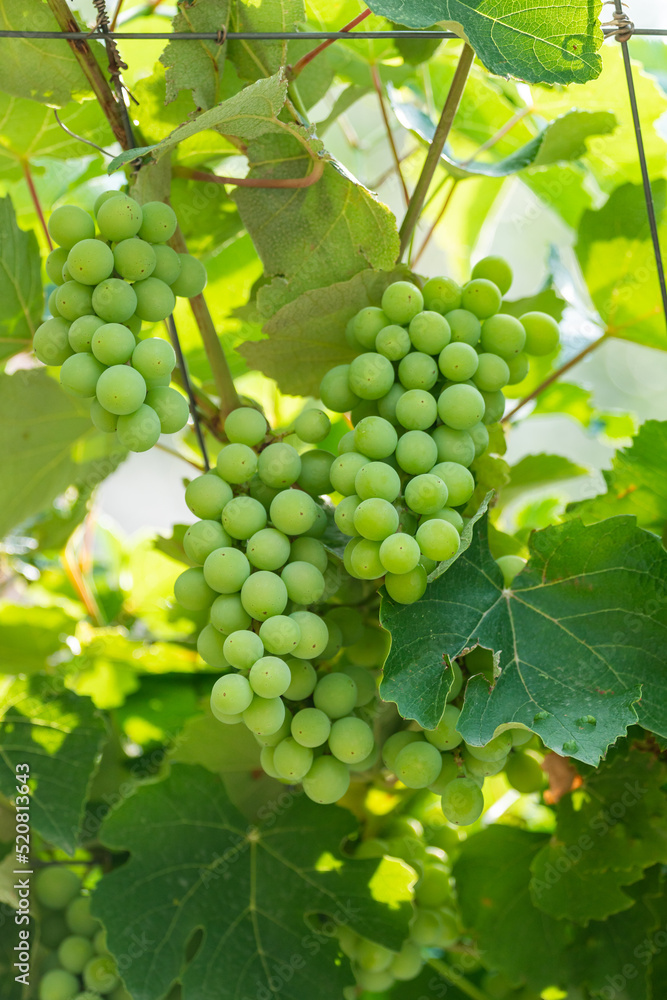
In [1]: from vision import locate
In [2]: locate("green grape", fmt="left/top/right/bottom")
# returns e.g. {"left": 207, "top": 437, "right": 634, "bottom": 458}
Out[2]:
{"left": 356, "top": 939, "right": 394, "bottom": 973}
{"left": 328, "top": 716, "right": 374, "bottom": 763}
{"left": 379, "top": 532, "right": 420, "bottom": 574}
{"left": 521, "top": 311, "right": 559, "bottom": 356}
{"left": 297, "top": 449, "right": 334, "bottom": 495}
{"left": 496, "top": 553, "right": 527, "bottom": 585}
{"left": 284, "top": 657, "right": 317, "bottom": 700}
{"left": 137, "top": 200, "right": 177, "bottom": 243}
{"left": 281, "top": 561, "right": 325, "bottom": 604}
{"left": 223, "top": 406, "right": 267, "bottom": 447}
{"left": 211, "top": 673, "right": 253, "bottom": 717}
{"left": 290, "top": 707, "right": 330, "bottom": 748}
{"left": 203, "top": 547, "right": 251, "bottom": 593}
{"left": 390, "top": 941, "right": 423, "bottom": 981}
{"left": 259, "top": 745, "right": 281, "bottom": 778}
{"left": 353, "top": 497, "right": 399, "bottom": 540}
{"left": 273, "top": 736, "right": 313, "bottom": 780}
{"left": 395, "top": 430, "right": 437, "bottom": 474}
{"left": 504, "top": 750, "right": 545, "bottom": 793}
{"left": 83, "top": 955, "right": 119, "bottom": 994}
{"left": 92, "top": 278, "right": 137, "bottom": 323}
{"left": 306, "top": 504, "right": 330, "bottom": 536}
{"left": 441, "top": 776, "right": 485, "bottom": 825}
{"left": 351, "top": 400, "right": 380, "bottom": 427}
{"left": 381, "top": 280, "right": 424, "bottom": 324}
{"left": 174, "top": 567, "right": 215, "bottom": 609}
{"left": 437, "top": 383, "right": 485, "bottom": 430}
{"left": 93, "top": 928, "right": 109, "bottom": 955}
{"left": 46, "top": 246, "right": 69, "bottom": 284}
{"left": 394, "top": 740, "right": 442, "bottom": 787}
{"left": 409, "top": 909, "right": 442, "bottom": 947}
{"left": 408, "top": 310, "right": 451, "bottom": 353}
{"left": 312, "top": 673, "right": 357, "bottom": 718}
{"left": 65, "top": 895, "right": 98, "bottom": 937}
{"left": 340, "top": 664, "right": 376, "bottom": 707}
{"left": 249, "top": 476, "right": 281, "bottom": 512}
{"left": 480, "top": 314, "right": 526, "bottom": 358}
{"left": 353, "top": 968, "right": 395, "bottom": 992}
{"left": 375, "top": 323, "right": 411, "bottom": 360}
{"left": 56, "top": 280, "right": 94, "bottom": 321}
{"left": 466, "top": 731, "right": 513, "bottom": 763}
{"left": 223, "top": 630, "right": 264, "bottom": 671}
{"left": 510, "top": 726, "right": 534, "bottom": 747}
{"left": 384, "top": 564, "right": 427, "bottom": 603}
{"left": 438, "top": 341, "right": 479, "bottom": 381}
{"left": 133, "top": 276, "right": 176, "bottom": 322}
{"left": 117, "top": 403, "right": 161, "bottom": 452}
{"left": 113, "top": 238, "right": 156, "bottom": 282}
{"left": 480, "top": 388, "right": 506, "bottom": 424}
{"left": 338, "top": 925, "right": 361, "bottom": 960}
{"left": 170, "top": 254, "right": 208, "bottom": 297}
{"left": 464, "top": 749, "right": 506, "bottom": 779}
{"left": 424, "top": 704, "right": 462, "bottom": 750}
{"left": 185, "top": 472, "right": 232, "bottom": 519}
{"left": 326, "top": 606, "right": 364, "bottom": 646}
{"left": 353, "top": 415, "right": 398, "bottom": 460}
{"left": 431, "top": 426, "right": 474, "bottom": 467}
{"left": 249, "top": 655, "right": 291, "bottom": 698}
{"left": 381, "top": 731, "right": 422, "bottom": 770}
{"left": 132, "top": 337, "right": 176, "bottom": 379}
{"left": 39, "top": 968, "right": 80, "bottom": 1000}
{"left": 294, "top": 407, "right": 330, "bottom": 443}
{"left": 125, "top": 314, "right": 142, "bottom": 337}
{"left": 258, "top": 615, "right": 301, "bottom": 655}
{"left": 94, "top": 190, "right": 123, "bottom": 215}
{"left": 422, "top": 507, "right": 464, "bottom": 534}
{"left": 446, "top": 309, "right": 481, "bottom": 347}
{"left": 446, "top": 661, "right": 463, "bottom": 702}
{"left": 67, "top": 239, "right": 114, "bottom": 285}
{"left": 91, "top": 322, "right": 135, "bottom": 365}
{"left": 350, "top": 306, "right": 390, "bottom": 348}
{"left": 258, "top": 442, "right": 301, "bottom": 488}
{"left": 428, "top": 752, "right": 459, "bottom": 793}
{"left": 471, "top": 255, "right": 513, "bottom": 295}
{"left": 507, "top": 352, "right": 529, "bottom": 384}
{"left": 289, "top": 536, "right": 328, "bottom": 573}
{"left": 217, "top": 444, "right": 258, "bottom": 486}
{"left": 398, "top": 351, "right": 438, "bottom": 391}
{"left": 34, "top": 318, "right": 74, "bottom": 365}
{"left": 405, "top": 474, "right": 448, "bottom": 515}
{"left": 349, "top": 538, "right": 383, "bottom": 579}
{"left": 145, "top": 386, "right": 189, "bottom": 434}
{"left": 197, "top": 623, "right": 229, "bottom": 666}
{"left": 96, "top": 365, "right": 146, "bottom": 414}
{"left": 330, "top": 452, "right": 367, "bottom": 496}
{"left": 48, "top": 205, "right": 95, "bottom": 249}
{"left": 240, "top": 570, "right": 288, "bottom": 620}
{"left": 185, "top": 519, "right": 231, "bottom": 565}
{"left": 347, "top": 625, "right": 389, "bottom": 667}
{"left": 395, "top": 388, "right": 438, "bottom": 431}
{"left": 247, "top": 527, "right": 290, "bottom": 570}
{"left": 422, "top": 275, "right": 461, "bottom": 314}
{"left": 35, "top": 866, "right": 80, "bottom": 909}
{"left": 416, "top": 517, "right": 459, "bottom": 561}
{"left": 302, "top": 754, "right": 350, "bottom": 804}
{"left": 96, "top": 194, "right": 142, "bottom": 242}
{"left": 60, "top": 353, "right": 105, "bottom": 398}
{"left": 348, "top": 352, "right": 395, "bottom": 400}
{"left": 414, "top": 862, "right": 451, "bottom": 907}
{"left": 319, "top": 364, "right": 360, "bottom": 412}
{"left": 269, "top": 490, "right": 318, "bottom": 535}
{"left": 434, "top": 909, "right": 459, "bottom": 948}
{"left": 68, "top": 315, "right": 104, "bottom": 353}
{"left": 469, "top": 421, "right": 489, "bottom": 457}
{"left": 210, "top": 592, "right": 251, "bottom": 633}
{"left": 290, "top": 610, "right": 329, "bottom": 658}
{"left": 375, "top": 384, "right": 404, "bottom": 425}
{"left": 151, "top": 243, "right": 182, "bottom": 284}
{"left": 431, "top": 461, "right": 474, "bottom": 506}
{"left": 48, "top": 287, "right": 62, "bottom": 317}
{"left": 461, "top": 278, "right": 502, "bottom": 319}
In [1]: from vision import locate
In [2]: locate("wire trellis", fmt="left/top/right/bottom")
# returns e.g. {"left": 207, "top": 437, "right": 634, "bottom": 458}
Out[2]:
{"left": 0, "top": 27, "right": 665, "bottom": 38}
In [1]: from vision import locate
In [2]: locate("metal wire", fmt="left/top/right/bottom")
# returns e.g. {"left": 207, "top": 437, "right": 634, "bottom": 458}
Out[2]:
{"left": 0, "top": 27, "right": 665, "bottom": 39}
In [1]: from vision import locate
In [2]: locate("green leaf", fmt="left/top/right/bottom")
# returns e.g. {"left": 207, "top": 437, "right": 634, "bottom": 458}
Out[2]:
{"left": 500, "top": 454, "right": 588, "bottom": 505}
{"left": 0, "top": 1, "right": 94, "bottom": 106}
{"left": 95, "top": 763, "right": 412, "bottom": 1000}
{"left": 0, "top": 675, "right": 107, "bottom": 854}
{"left": 0, "top": 95, "right": 106, "bottom": 180}
{"left": 533, "top": 382, "right": 595, "bottom": 426}
{"left": 238, "top": 267, "right": 409, "bottom": 396}
{"left": 501, "top": 288, "right": 566, "bottom": 322}
{"left": 228, "top": 0, "right": 305, "bottom": 82}
{"left": 0, "top": 605, "right": 77, "bottom": 674}
{"left": 0, "top": 195, "right": 42, "bottom": 361}
{"left": 366, "top": 0, "right": 603, "bottom": 85}
{"left": 160, "top": 0, "right": 230, "bottom": 110}
{"left": 381, "top": 513, "right": 667, "bottom": 763}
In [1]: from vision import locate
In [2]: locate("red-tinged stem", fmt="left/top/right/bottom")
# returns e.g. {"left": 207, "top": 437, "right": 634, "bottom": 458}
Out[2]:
{"left": 109, "top": 0, "right": 124, "bottom": 29}
{"left": 503, "top": 336, "right": 607, "bottom": 422}
{"left": 371, "top": 64, "right": 409, "bottom": 206}
{"left": 290, "top": 9, "right": 371, "bottom": 78}
{"left": 173, "top": 160, "right": 325, "bottom": 190}
{"left": 21, "top": 160, "right": 52, "bottom": 249}
{"left": 411, "top": 178, "right": 458, "bottom": 267}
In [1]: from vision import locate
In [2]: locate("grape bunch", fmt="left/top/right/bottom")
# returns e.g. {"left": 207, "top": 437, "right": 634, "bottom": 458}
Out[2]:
{"left": 319, "top": 258, "right": 559, "bottom": 603}
{"left": 33, "top": 865, "right": 129, "bottom": 1000}
{"left": 33, "top": 193, "right": 207, "bottom": 453}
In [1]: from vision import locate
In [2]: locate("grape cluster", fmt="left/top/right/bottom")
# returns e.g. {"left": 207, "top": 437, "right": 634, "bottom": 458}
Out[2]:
{"left": 33, "top": 193, "right": 207, "bottom": 452}
{"left": 33, "top": 865, "right": 129, "bottom": 1000}
{"left": 319, "top": 259, "right": 559, "bottom": 603}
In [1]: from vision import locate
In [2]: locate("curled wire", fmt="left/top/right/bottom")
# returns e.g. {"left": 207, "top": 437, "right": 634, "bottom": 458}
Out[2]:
{"left": 601, "top": 2, "right": 635, "bottom": 42}
{"left": 53, "top": 110, "right": 114, "bottom": 157}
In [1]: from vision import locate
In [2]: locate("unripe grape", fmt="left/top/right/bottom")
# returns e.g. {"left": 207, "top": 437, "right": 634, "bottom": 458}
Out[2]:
{"left": 384, "top": 564, "right": 427, "bottom": 603}
{"left": 34, "top": 317, "right": 74, "bottom": 365}
{"left": 447, "top": 308, "right": 481, "bottom": 346}
{"left": 461, "top": 278, "right": 502, "bottom": 319}
{"left": 60, "top": 353, "right": 105, "bottom": 397}
{"left": 349, "top": 352, "right": 395, "bottom": 400}
{"left": 417, "top": 518, "right": 460, "bottom": 560}
{"left": 354, "top": 968, "right": 395, "bottom": 992}
{"left": 68, "top": 314, "right": 104, "bottom": 353}
{"left": 269, "top": 490, "right": 317, "bottom": 535}
{"left": 282, "top": 657, "right": 317, "bottom": 700}
{"left": 432, "top": 461, "right": 475, "bottom": 506}
{"left": 258, "top": 615, "right": 301, "bottom": 655}
{"left": 438, "top": 342, "right": 479, "bottom": 381}
{"left": 353, "top": 416, "right": 397, "bottom": 459}
{"left": 198, "top": 627, "right": 230, "bottom": 668}
{"left": 395, "top": 430, "right": 437, "bottom": 474}
{"left": 473, "top": 352, "right": 510, "bottom": 392}
{"left": 125, "top": 313, "right": 142, "bottom": 337}
{"left": 379, "top": 532, "right": 421, "bottom": 574}
{"left": 394, "top": 740, "right": 442, "bottom": 787}
{"left": 381, "top": 731, "right": 422, "bottom": 770}
{"left": 330, "top": 452, "right": 367, "bottom": 496}
{"left": 90, "top": 398, "right": 118, "bottom": 433}
{"left": 47, "top": 287, "right": 62, "bottom": 317}
{"left": 249, "top": 655, "right": 292, "bottom": 698}
{"left": 354, "top": 460, "right": 401, "bottom": 501}
{"left": 223, "top": 630, "right": 264, "bottom": 670}
{"left": 390, "top": 941, "right": 423, "bottom": 981}
{"left": 289, "top": 536, "right": 328, "bottom": 573}
{"left": 437, "top": 383, "right": 485, "bottom": 430}
{"left": 247, "top": 527, "right": 291, "bottom": 570}
{"left": 432, "top": 425, "right": 475, "bottom": 466}
{"left": 132, "top": 337, "right": 176, "bottom": 379}
{"left": 375, "top": 324, "right": 411, "bottom": 360}
{"left": 96, "top": 193, "right": 142, "bottom": 242}
{"left": 46, "top": 246, "right": 69, "bottom": 284}
{"left": 56, "top": 280, "right": 94, "bottom": 321}
{"left": 91, "top": 323, "right": 135, "bottom": 365}
{"left": 471, "top": 255, "right": 513, "bottom": 295}
{"left": 353, "top": 498, "right": 399, "bottom": 540}
{"left": 440, "top": 776, "right": 485, "bottom": 825}
{"left": 217, "top": 444, "right": 258, "bottom": 485}
{"left": 350, "top": 538, "right": 384, "bottom": 579}
{"left": 211, "top": 673, "right": 253, "bottom": 717}
{"left": 480, "top": 314, "right": 526, "bottom": 358}
{"left": 507, "top": 352, "right": 529, "bottom": 384}
{"left": 381, "top": 280, "right": 424, "bottom": 324}
{"left": 504, "top": 751, "right": 546, "bottom": 793}
{"left": 520, "top": 311, "right": 560, "bottom": 356}
{"left": 319, "top": 364, "right": 360, "bottom": 412}
{"left": 185, "top": 472, "right": 232, "bottom": 519}
{"left": 398, "top": 351, "right": 438, "bottom": 390}
{"left": 329, "top": 716, "right": 373, "bottom": 763}
{"left": 92, "top": 278, "right": 137, "bottom": 323}
{"left": 48, "top": 205, "right": 95, "bottom": 249}
{"left": 313, "top": 672, "right": 357, "bottom": 718}
{"left": 466, "top": 731, "right": 513, "bottom": 762}
{"left": 241, "top": 570, "right": 288, "bottom": 620}
{"left": 67, "top": 239, "right": 114, "bottom": 285}
{"left": 113, "top": 238, "right": 156, "bottom": 281}
{"left": 481, "top": 388, "right": 506, "bottom": 424}
{"left": 39, "top": 968, "right": 80, "bottom": 1000}
{"left": 204, "top": 547, "right": 251, "bottom": 593}
{"left": 273, "top": 736, "right": 313, "bottom": 780}
{"left": 223, "top": 496, "right": 267, "bottom": 540}
{"left": 429, "top": 753, "right": 460, "bottom": 794}
{"left": 464, "top": 749, "right": 506, "bottom": 778}
{"left": 297, "top": 450, "right": 334, "bottom": 495}
{"left": 137, "top": 201, "right": 178, "bottom": 243}
{"left": 281, "top": 560, "right": 325, "bottom": 604}
{"left": 424, "top": 704, "right": 462, "bottom": 750}
{"left": 184, "top": 520, "right": 230, "bottom": 565}
{"left": 210, "top": 592, "right": 251, "bottom": 634}
{"left": 35, "top": 866, "right": 81, "bottom": 909}
{"left": 334, "top": 494, "right": 361, "bottom": 536}
{"left": 94, "top": 189, "right": 123, "bottom": 215}
{"left": 409, "top": 310, "right": 451, "bottom": 354}
{"left": 117, "top": 403, "right": 161, "bottom": 452}
{"left": 174, "top": 567, "right": 215, "bottom": 609}
{"left": 289, "top": 610, "right": 329, "bottom": 658}
{"left": 469, "top": 421, "right": 489, "bottom": 457}
{"left": 145, "top": 387, "right": 189, "bottom": 434}
{"left": 258, "top": 442, "right": 301, "bottom": 488}
{"left": 151, "top": 243, "right": 182, "bottom": 284}
{"left": 243, "top": 695, "right": 286, "bottom": 736}
{"left": 225, "top": 406, "right": 267, "bottom": 446}
{"left": 405, "top": 474, "right": 448, "bottom": 515}
{"left": 96, "top": 365, "right": 146, "bottom": 414}
{"left": 170, "top": 254, "right": 207, "bottom": 297}
{"left": 351, "top": 306, "right": 390, "bottom": 348}
{"left": 422, "top": 275, "right": 461, "bottom": 314}
{"left": 65, "top": 895, "right": 98, "bottom": 938}
{"left": 302, "top": 755, "right": 350, "bottom": 804}
{"left": 133, "top": 276, "right": 176, "bottom": 322}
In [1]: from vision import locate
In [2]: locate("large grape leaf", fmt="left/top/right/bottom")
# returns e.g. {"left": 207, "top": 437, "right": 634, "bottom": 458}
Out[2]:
{"left": 0, "top": 675, "right": 107, "bottom": 854}
{"left": 94, "top": 763, "right": 412, "bottom": 1000}
{"left": 0, "top": 196, "right": 42, "bottom": 361}
{"left": 365, "top": 0, "right": 603, "bottom": 85}
{"left": 228, "top": 0, "right": 305, "bottom": 82}
{"left": 0, "top": 96, "right": 106, "bottom": 180}
{"left": 571, "top": 420, "right": 667, "bottom": 536}
{"left": 160, "top": 0, "right": 230, "bottom": 110}
{"left": 380, "top": 514, "right": 667, "bottom": 763}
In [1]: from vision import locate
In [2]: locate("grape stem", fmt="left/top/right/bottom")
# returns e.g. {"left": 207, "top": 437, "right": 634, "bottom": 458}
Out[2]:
{"left": 371, "top": 64, "right": 410, "bottom": 206}
{"left": 428, "top": 958, "right": 493, "bottom": 1000}
{"left": 397, "top": 43, "right": 475, "bottom": 260}
{"left": 62, "top": 535, "right": 106, "bottom": 626}
{"left": 410, "top": 178, "right": 458, "bottom": 267}
{"left": 21, "top": 160, "right": 52, "bottom": 250}
{"left": 289, "top": 9, "right": 371, "bottom": 78}
{"left": 503, "top": 334, "right": 607, "bottom": 422}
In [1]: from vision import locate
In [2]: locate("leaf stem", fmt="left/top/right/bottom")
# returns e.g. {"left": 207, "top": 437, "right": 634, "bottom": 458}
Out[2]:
{"left": 503, "top": 335, "right": 607, "bottom": 422}
{"left": 371, "top": 64, "right": 409, "bottom": 206}
{"left": 21, "top": 161, "right": 52, "bottom": 250}
{"left": 428, "top": 958, "right": 492, "bottom": 1000}
{"left": 172, "top": 161, "right": 324, "bottom": 190}
{"left": 411, "top": 178, "right": 458, "bottom": 267}
{"left": 290, "top": 9, "right": 371, "bottom": 78}
{"left": 398, "top": 43, "right": 475, "bottom": 260}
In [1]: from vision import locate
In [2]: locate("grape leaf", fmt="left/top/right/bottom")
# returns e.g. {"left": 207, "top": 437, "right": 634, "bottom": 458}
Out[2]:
{"left": 0, "top": 196, "right": 42, "bottom": 361}
{"left": 238, "top": 267, "right": 410, "bottom": 395}
{"left": 0, "top": 675, "right": 106, "bottom": 854}
{"left": 500, "top": 454, "right": 588, "bottom": 505}
{"left": 571, "top": 420, "right": 667, "bottom": 536}
{"left": 229, "top": 0, "right": 305, "bottom": 82}
{"left": 501, "top": 288, "right": 566, "bottom": 322}
{"left": 0, "top": 605, "right": 77, "bottom": 675}
{"left": 365, "top": 0, "right": 603, "bottom": 85}
{"left": 94, "top": 763, "right": 412, "bottom": 1000}
{"left": 380, "top": 513, "right": 667, "bottom": 763}
{"left": 160, "top": 0, "right": 230, "bottom": 110}
{"left": 0, "top": 371, "right": 125, "bottom": 538}
{"left": 0, "top": 95, "right": 106, "bottom": 180}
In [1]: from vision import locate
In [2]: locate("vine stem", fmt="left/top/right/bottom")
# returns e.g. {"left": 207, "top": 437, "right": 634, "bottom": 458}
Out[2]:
{"left": 503, "top": 335, "right": 607, "bottom": 422}
{"left": 173, "top": 160, "right": 324, "bottom": 190}
{"left": 290, "top": 9, "right": 370, "bottom": 78}
{"left": 21, "top": 161, "right": 52, "bottom": 249}
{"left": 398, "top": 43, "right": 475, "bottom": 260}
{"left": 411, "top": 178, "right": 458, "bottom": 266}
{"left": 371, "top": 64, "right": 409, "bottom": 206}
{"left": 428, "top": 958, "right": 493, "bottom": 1000}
